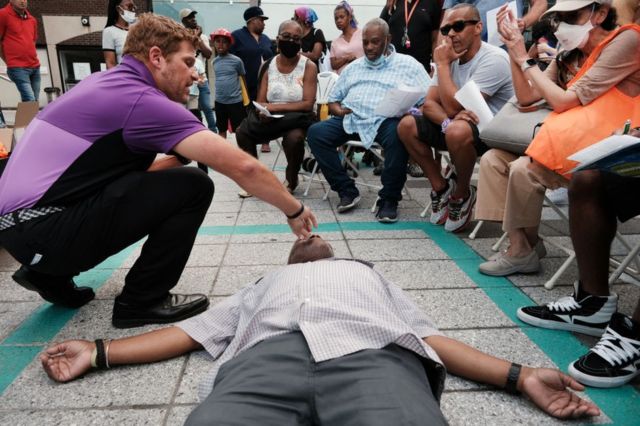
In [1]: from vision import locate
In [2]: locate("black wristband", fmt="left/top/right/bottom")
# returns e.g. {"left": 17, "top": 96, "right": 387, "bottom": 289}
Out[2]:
{"left": 286, "top": 202, "right": 305, "bottom": 220}
{"left": 94, "top": 339, "right": 108, "bottom": 370}
{"left": 505, "top": 363, "right": 522, "bottom": 395}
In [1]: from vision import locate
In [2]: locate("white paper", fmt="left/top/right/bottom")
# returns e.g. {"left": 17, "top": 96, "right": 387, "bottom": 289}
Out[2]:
{"left": 374, "top": 84, "right": 427, "bottom": 117}
{"left": 454, "top": 80, "right": 494, "bottom": 132}
{"left": 487, "top": 1, "right": 519, "bottom": 47}
{"left": 252, "top": 101, "right": 284, "bottom": 118}
{"left": 568, "top": 135, "right": 640, "bottom": 167}
{"left": 72, "top": 62, "right": 92, "bottom": 81}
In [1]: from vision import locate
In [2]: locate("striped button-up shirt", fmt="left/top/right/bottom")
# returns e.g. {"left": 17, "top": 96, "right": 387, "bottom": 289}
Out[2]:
{"left": 328, "top": 46, "right": 431, "bottom": 148}
{"left": 178, "top": 258, "right": 446, "bottom": 401}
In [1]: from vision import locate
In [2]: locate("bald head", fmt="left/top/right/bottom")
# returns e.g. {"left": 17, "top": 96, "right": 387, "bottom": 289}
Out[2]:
{"left": 287, "top": 235, "right": 335, "bottom": 264}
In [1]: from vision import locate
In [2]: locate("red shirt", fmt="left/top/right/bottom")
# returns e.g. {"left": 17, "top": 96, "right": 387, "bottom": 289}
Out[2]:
{"left": 0, "top": 3, "right": 39, "bottom": 68}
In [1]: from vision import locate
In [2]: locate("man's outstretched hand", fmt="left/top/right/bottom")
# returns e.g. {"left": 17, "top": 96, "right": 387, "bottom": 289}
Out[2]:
{"left": 287, "top": 206, "right": 318, "bottom": 239}
{"left": 519, "top": 367, "right": 601, "bottom": 419}
{"left": 40, "top": 340, "right": 94, "bottom": 383}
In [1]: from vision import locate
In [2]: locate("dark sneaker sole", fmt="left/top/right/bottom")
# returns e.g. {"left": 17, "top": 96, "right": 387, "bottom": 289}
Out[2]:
{"left": 568, "top": 362, "right": 640, "bottom": 388}
{"left": 336, "top": 196, "right": 360, "bottom": 213}
{"left": 516, "top": 308, "right": 607, "bottom": 337}
{"left": 112, "top": 301, "right": 209, "bottom": 329}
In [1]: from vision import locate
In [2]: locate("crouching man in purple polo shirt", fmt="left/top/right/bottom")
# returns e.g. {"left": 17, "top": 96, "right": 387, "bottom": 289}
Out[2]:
{"left": 0, "top": 14, "right": 317, "bottom": 328}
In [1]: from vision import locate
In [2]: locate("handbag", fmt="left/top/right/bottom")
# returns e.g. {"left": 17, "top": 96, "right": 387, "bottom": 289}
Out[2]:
{"left": 480, "top": 97, "right": 552, "bottom": 155}
{"left": 241, "top": 107, "right": 317, "bottom": 141}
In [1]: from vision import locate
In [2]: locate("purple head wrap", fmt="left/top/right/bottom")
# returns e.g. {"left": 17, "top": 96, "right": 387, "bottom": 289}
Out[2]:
{"left": 294, "top": 7, "right": 318, "bottom": 26}
{"left": 335, "top": 1, "right": 358, "bottom": 28}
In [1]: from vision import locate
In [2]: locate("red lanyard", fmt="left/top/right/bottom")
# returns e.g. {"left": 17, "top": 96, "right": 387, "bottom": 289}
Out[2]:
{"left": 404, "top": 0, "right": 419, "bottom": 29}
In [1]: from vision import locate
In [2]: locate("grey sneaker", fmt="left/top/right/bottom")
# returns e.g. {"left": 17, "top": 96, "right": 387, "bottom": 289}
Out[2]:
{"left": 337, "top": 193, "right": 360, "bottom": 213}
{"left": 407, "top": 163, "right": 424, "bottom": 178}
{"left": 429, "top": 179, "right": 455, "bottom": 225}
{"left": 490, "top": 238, "right": 547, "bottom": 261}
{"left": 479, "top": 249, "right": 540, "bottom": 276}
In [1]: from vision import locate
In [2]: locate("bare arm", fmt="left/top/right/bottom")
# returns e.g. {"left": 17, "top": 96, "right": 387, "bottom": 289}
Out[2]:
{"left": 103, "top": 51, "right": 118, "bottom": 70}
{"left": 302, "top": 41, "right": 324, "bottom": 62}
{"left": 260, "top": 60, "right": 318, "bottom": 113}
{"left": 519, "top": 0, "right": 548, "bottom": 31}
{"left": 196, "top": 28, "right": 213, "bottom": 59}
{"left": 425, "top": 335, "right": 601, "bottom": 419}
{"left": 173, "top": 130, "right": 317, "bottom": 238}
{"left": 147, "top": 155, "right": 184, "bottom": 171}
{"left": 41, "top": 327, "right": 200, "bottom": 382}
{"left": 328, "top": 101, "right": 352, "bottom": 117}
{"left": 422, "top": 86, "right": 449, "bottom": 124}
{"left": 330, "top": 54, "right": 355, "bottom": 71}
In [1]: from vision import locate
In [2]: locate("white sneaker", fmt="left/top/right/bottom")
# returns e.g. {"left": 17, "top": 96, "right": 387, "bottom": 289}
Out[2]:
{"left": 238, "top": 190, "right": 253, "bottom": 198}
{"left": 444, "top": 185, "right": 476, "bottom": 232}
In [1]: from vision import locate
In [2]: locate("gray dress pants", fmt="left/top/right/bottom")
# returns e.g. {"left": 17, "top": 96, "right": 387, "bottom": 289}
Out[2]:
{"left": 185, "top": 332, "right": 447, "bottom": 426}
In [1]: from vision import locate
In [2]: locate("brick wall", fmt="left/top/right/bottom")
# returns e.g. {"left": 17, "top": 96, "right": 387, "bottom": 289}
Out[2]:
{"left": 1, "top": 0, "right": 152, "bottom": 44}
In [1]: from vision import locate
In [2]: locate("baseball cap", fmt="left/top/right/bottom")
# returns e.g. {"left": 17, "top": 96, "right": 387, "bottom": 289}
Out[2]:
{"left": 210, "top": 28, "right": 234, "bottom": 44}
{"left": 179, "top": 8, "right": 197, "bottom": 20}
{"left": 243, "top": 6, "right": 268, "bottom": 22}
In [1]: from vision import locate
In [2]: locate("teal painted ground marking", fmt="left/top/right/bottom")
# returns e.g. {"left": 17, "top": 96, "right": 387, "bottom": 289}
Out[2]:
{"left": 0, "top": 245, "right": 137, "bottom": 395}
{"left": 0, "top": 221, "right": 638, "bottom": 425}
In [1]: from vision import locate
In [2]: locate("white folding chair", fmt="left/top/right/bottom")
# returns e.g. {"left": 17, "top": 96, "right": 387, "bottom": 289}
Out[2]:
{"left": 300, "top": 72, "right": 340, "bottom": 196}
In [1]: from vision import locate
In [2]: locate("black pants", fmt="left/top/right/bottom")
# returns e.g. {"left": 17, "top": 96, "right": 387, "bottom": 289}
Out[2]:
{"left": 0, "top": 167, "right": 214, "bottom": 305}
{"left": 186, "top": 332, "right": 447, "bottom": 426}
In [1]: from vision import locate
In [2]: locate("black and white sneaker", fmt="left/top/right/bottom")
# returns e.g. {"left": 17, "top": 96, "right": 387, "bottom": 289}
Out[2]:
{"left": 517, "top": 282, "right": 618, "bottom": 337}
{"left": 568, "top": 313, "right": 640, "bottom": 388}
{"left": 375, "top": 198, "right": 398, "bottom": 223}
{"left": 336, "top": 193, "right": 360, "bottom": 213}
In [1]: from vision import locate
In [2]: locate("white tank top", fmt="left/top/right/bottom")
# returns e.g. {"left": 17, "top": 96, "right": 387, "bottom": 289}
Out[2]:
{"left": 266, "top": 55, "right": 308, "bottom": 104}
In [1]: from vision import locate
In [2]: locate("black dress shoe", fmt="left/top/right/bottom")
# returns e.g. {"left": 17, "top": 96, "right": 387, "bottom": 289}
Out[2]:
{"left": 12, "top": 266, "right": 95, "bottom": 308}
{"left": 112, "top": 293, "right": 210, "bottom": 329}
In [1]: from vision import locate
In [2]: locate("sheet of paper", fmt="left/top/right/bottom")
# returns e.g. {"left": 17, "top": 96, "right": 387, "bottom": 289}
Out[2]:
{"left": 374, "top": 83, "right": 427, "bottom": 117}
{"left": 568, "top": 134, "right": 640, "bottom": 164}
{"left": 252, "top": 101, "right": 284, "bottom": 118}
{"left": 487, "top": 1, "right": 518, "bottom": 47}
{"left": 454, "top": 80, "right": 494, "bottom": 132}
{"left": 72, "top": 62, "right": 92, "bottom": 81}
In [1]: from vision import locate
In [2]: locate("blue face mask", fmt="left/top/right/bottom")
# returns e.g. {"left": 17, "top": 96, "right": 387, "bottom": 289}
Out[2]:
{"left": 364, "top": 43, "right": 389, "bottom": 68}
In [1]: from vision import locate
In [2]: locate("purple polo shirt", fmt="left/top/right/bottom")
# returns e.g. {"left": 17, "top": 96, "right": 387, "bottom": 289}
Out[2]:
{"left": 0, "top": 56, "right": 205, "bottom": 215}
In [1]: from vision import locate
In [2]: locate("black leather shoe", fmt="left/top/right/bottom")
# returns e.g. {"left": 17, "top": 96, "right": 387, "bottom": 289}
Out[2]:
{"left": 112, "top": 293, "right": 210, "bottom": 329}
{"left": 12, "top": 266, "right": 95, "bottom": 308}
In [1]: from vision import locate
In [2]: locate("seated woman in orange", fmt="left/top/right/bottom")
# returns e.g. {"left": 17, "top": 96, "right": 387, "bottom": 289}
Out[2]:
{"left": 475, "top": 0, "right": 640, "bottom": 277}
{"left": 235, "top": 20, "right": 317, "bottom": 195}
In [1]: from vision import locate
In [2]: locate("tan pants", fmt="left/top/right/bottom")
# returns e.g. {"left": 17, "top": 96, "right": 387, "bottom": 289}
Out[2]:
{"left": 475, "top": 149, "right": 548, "bottom": 232}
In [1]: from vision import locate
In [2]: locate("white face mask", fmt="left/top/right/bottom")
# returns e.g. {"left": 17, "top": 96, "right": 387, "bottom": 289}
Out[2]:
{"left": 553, "top": 8, "right": 594, "bottom": 51}
{"left": 120, "top": 9, "right": 137, "bottom": 25}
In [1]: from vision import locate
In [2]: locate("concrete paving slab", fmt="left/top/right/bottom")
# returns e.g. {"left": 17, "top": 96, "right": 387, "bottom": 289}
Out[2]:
{"left": 0, "top": 271, "right": 40, "bottom": 302}
{"left": 440, "top": 390, "right": 607, "bottom": 425}
{"left": 0, "top": 408, "right": 167, "bottom": 425}
{"left": 201, "top": 212, "right": 238, "bottom": 227}
{"left": 122, "top": 245, "right": 226, "bottom": 269}
{"left": 174, "top": 350, "right": 214, "bottom": 404}
{"left": 0, "top": 250, "right": 19, "bottom": 273}
{"left": 0, "top": 302, "right": 41, "bottom": 341}
{"left": 343, "top": 229, "right": 428, "bottom": 240}
{"left": 229, "top": 231, "right": 344, "bottom": 244}
{"left": 236, "top": 209, "right": 337, "bottom": 226}
{"left": 206, "top": 200, "right": 242, "bottom": 214}
{"left": 373, "top": 260, "right": 477, "bottom": 289}
{"left": 223, "top": 241, "right": 351, "bottom": 266}
{"left": 193, "top": 234, "right": 232, "bottom": 245}
{"left": 349, "top": 239, "right": 448, "bottom": 262}
{"left": 166, "top": 405, "right": 197, "bottom": 426}
{"left": 213, "top": 265, "right": 280, "bottom": 296}
{"left": 406, "top": 288, "right": 514, "bottom": 329}
{"left": 96, "top": 267, "right": 218, "bottom": 299}
{"left": 0, "top": 354, "right": 183, "bottom": 410}
{"left": 241, "top": 197, "right": 335, "bottom": 212}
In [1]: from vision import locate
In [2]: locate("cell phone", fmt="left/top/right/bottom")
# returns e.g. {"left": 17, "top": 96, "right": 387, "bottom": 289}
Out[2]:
{"left": 622, "top": 119, "right": 632, "bottom": 135}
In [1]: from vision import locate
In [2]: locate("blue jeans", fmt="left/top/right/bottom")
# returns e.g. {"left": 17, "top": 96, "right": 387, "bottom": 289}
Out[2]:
{"left": 307, "top": 116, "right": 409, "bottom": 202}
{"left": 7, "top": 67, "right": 41, "bottom": 102}
{"left": 198, "top": 83, "right": 217, "bottom": 133}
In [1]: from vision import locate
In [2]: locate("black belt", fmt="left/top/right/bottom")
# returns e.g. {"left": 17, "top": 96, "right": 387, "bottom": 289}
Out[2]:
{"left": 0, "top": 206, "right": 64, "bottom": 232}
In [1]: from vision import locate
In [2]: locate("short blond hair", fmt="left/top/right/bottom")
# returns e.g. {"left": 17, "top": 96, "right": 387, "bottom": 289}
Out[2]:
{"left": 123, "top": 13, "right": 200, "bottom": 61}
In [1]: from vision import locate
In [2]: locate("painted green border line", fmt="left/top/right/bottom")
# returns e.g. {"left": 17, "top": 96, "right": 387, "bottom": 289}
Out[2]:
{"left": 0, "top": 221, "right": 638, "bottom": 424}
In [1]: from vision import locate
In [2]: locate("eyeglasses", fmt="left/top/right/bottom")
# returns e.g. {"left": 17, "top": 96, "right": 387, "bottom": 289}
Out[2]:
{"left": 439, "top": 20, "right": 479, "bottom": 36}
{"left": 278, "top": 34, "right": 302, "bottom": 43}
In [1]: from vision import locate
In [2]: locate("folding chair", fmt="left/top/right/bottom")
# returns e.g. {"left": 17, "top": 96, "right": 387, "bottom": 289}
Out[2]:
{"left": 300, "top": 71, "right": 340, "bottom": 196}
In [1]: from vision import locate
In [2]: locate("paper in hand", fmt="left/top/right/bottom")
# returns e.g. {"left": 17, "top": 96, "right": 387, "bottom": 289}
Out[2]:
{"left": 374, "top": 84, "right": 427, "bottom": 118}
{"left": 252, "top": 101, "right": 284, "bottom": 118}
{"left": 454, "top": 80, "right": 494, "bottom": 132}
{"left": 487, "top": 1, "right": 519, "bottom": 47}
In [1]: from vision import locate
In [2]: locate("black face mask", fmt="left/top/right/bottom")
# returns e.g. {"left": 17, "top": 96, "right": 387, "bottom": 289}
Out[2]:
{"left": 279, "top": 39, "right": 301, "bottom": 58}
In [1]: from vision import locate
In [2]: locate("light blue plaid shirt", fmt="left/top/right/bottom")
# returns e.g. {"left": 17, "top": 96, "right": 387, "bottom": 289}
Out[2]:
{"left": 328, "top": 46, "right": 431, "bottom": 148}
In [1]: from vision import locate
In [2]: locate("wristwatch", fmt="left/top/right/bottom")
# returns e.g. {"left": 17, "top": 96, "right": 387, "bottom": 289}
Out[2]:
{"left": 520, "top": 58, "right": 537, "bottom": 73}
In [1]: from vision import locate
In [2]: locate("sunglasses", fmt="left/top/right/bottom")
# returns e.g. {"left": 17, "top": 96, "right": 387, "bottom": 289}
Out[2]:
{"left": 439, "top": 20, "right": 479, "bottom": 36}
{"left": 278, "top": 34, "right": 302, "bottom": 43}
